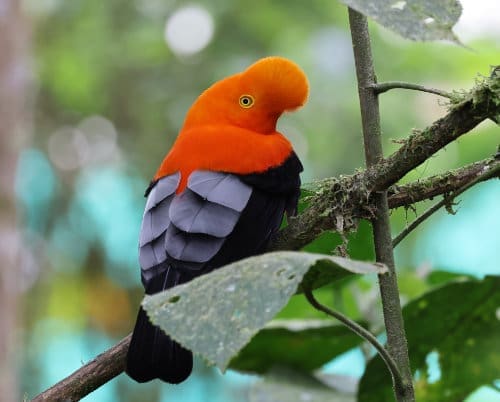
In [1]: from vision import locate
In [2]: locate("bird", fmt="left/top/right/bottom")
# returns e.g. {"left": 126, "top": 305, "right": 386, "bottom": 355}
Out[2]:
{"left": 126, "top": 56, "right": 309, "bottom": 384}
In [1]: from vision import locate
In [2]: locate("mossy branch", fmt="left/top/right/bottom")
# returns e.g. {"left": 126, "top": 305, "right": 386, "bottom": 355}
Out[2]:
{"left": 272, "top": 73, "right": 500, "bottom": 251}
{"left": 387, "top": 156, "right": 499, "bottom": 208}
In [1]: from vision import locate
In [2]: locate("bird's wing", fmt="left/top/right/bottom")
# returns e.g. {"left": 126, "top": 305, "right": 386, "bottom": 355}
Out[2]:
{"left": 139, "top": 170, "right": 255, "bottom": 286}
{"left": 138, "top": 161, "right": 303, "bottom": 286}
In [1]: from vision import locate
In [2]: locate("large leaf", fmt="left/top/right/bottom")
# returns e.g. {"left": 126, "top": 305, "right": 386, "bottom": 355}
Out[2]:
{"left": 358, "top": 276, "right": 500, "bottom": 402}
{"left": 142, "top": 251, "right": 386, "bottom": 371}
{"left": 339, "top": 0, "right": 462, "bottom": 43}
{"left": 229, "top": 319, "right": 364, "bottom": 374}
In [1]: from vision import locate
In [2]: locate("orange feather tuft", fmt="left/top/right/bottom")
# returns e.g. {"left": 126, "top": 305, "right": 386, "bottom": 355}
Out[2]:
{"left": 154, "top": 56, "right": 309, "bottom": 192}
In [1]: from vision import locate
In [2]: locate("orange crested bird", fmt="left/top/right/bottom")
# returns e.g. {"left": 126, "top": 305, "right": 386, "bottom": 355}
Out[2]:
{"left": 126, "top": 56, "right": 309, "bottom": 384}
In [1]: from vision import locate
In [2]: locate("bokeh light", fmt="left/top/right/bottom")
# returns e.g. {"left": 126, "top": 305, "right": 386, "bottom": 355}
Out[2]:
{"left": 164, "top": 5, "right": 215, "bottom": 56}
{"left": 47, "top": 116, "right": 119, "bottom": 171}
{"left": 48, "top": 126, "right": 86, "bottom": 171}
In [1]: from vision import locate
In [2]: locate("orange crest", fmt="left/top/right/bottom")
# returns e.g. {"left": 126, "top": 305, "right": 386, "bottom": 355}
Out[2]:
{"left": 155, "top": 57, "right": 309, "bottom": 191}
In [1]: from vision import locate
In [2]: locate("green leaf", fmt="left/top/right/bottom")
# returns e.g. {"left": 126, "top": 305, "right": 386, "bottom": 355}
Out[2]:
{"left": 302, "top": 231, "right": 343, "bottom": 254}
{"left": 358, "top": 276, "right": 500, "bottom": 402}
{"left": 249, "top": 369, "right": 355, "bottom": 402}
{"left": 346, "top": 220, "right": 376, "bottom": 261}
{"left": 142, "top": 251, "right": 386, "bottom": 371}
{"left": 338, "top": 0, "right": 462, "bottom": 43}
{"left": 298, "top": 253, "right": 387, "bottom": 293}
{"left": 297, "top": 186, "right": 316, "bottom": 214}
{"left": 229, "top": 319, "right": 364, "bottom": 374}
{"left": 426, "top": 269, "right": 475, "bottom": 286}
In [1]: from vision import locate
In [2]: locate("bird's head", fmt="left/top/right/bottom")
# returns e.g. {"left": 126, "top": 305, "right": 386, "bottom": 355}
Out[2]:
{"left": 183, "top": 56, "right": 309, "bottom": 134}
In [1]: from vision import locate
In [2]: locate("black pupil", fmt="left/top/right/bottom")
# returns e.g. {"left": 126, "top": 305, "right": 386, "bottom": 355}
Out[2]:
{"left": 242, "top": 97, "right": 250, "bottom": 104}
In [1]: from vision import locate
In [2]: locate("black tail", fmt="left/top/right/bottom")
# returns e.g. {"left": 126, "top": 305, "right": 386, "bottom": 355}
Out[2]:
{"left": 126, "top": 266, "right": 193, "bottom": 384}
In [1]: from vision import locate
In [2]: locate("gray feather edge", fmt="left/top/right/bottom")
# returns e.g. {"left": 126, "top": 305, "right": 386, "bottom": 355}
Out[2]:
{"left": 139, "top": 171, "right": 252, "bottom": 271}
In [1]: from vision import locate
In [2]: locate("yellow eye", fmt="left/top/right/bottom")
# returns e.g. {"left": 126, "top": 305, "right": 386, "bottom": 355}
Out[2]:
{"left": 239, "top": 94, "right": 255, "bottom": 108}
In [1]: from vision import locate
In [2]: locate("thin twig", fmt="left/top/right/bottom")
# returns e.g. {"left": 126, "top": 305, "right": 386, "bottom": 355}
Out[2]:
{"left": 392, "top": 161, "right": 500, "bottom": 247}
{"left": 371, "top": 81, "right": 453, "bottom": 99}
{"left": 303, "top": 288, "right": 405, "bottom": 392}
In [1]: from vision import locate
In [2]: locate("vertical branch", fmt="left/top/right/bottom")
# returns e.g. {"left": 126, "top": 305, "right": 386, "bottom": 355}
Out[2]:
{"left": 347, "top": 9, "right": 415, "bottom": 402}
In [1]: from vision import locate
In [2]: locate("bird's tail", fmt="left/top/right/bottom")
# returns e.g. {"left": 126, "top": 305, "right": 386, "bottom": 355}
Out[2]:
{"left": 126, "top": 266, "right": 193, "bottom": 384}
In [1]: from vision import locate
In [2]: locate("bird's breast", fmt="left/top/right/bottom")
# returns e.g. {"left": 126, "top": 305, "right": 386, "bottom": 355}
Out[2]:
{"left": 154, "top": 125, "right": 294, "bottom": 192}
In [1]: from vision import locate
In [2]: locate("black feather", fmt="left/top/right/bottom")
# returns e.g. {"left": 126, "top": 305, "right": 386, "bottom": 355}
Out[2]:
{"left": 126, "top": 265, "right": 193, "bottom": 383}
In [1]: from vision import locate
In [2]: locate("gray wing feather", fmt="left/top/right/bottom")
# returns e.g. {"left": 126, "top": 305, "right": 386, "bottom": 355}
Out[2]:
{"left": 188, "top": 171, "right": 252, "bottom": 212}
{"left": 139, "top": 170, "right": 253, "bottom": 273}
{"left": 164, "top": 225, "right": 225, "bottom": 263}
{"left": 139, "top": 197, "right": 173, "bottom": 247}
{"left": 169, "top": 189, "right": 241, "bottom": 237}
{"left": 139, "top": 211, "right": 153, "bottom": 247}
{"left": 150, "top": 197, "right": 173, "bottom": 238}
{"left": 139, "top": 173, "right": 179, "bottom": 268}
{"left": 139, "top": 234, "right": 167, "bottom": 269}
{"left": 144, "top": 173, "right": 180, "bottom": 212}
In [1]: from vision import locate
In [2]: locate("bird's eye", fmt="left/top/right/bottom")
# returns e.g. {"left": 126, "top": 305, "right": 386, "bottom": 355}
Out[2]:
{"left": 239, "top": 94, "right": 255, "bottom": 108}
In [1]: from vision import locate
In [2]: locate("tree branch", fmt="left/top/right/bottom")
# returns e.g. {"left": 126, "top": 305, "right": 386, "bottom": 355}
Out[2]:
{"left": 371, "top": 92, "right": 499, "bottom": 192}
{"left": 31, "top": 74, "right": 500, "bottom": 401}
{"left": 371, "top": 81, "right": 453, "bottom": 98}
{"left": 348, "top": 8, "right": 415, "bottom": 401}
{"left": 272, "top": 73, "right": 500, "bottom": 251}
{"left": 392, "top": 160, "right": 500, "bottom": 247}
{"left": 387, "top": 156, "right": 499, "bottom": 208}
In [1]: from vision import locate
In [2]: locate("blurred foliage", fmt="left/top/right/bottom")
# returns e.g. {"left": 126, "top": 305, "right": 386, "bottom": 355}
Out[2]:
{"left": 358, "top": 276, "right": 500, "bottom": 401}
{"left": 229, "top": 321, "right": 364, "bottom": 374}
{"left": 249, "top": 369, "right": 355, "bottom": 402}
{"left": 17, "top": 0, "right": 500, "bottom": 401}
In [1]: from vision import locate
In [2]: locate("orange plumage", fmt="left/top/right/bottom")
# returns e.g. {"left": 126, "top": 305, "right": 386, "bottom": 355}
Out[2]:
{"left": 154, "top": 56, "right": 309, "bottom": 192}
